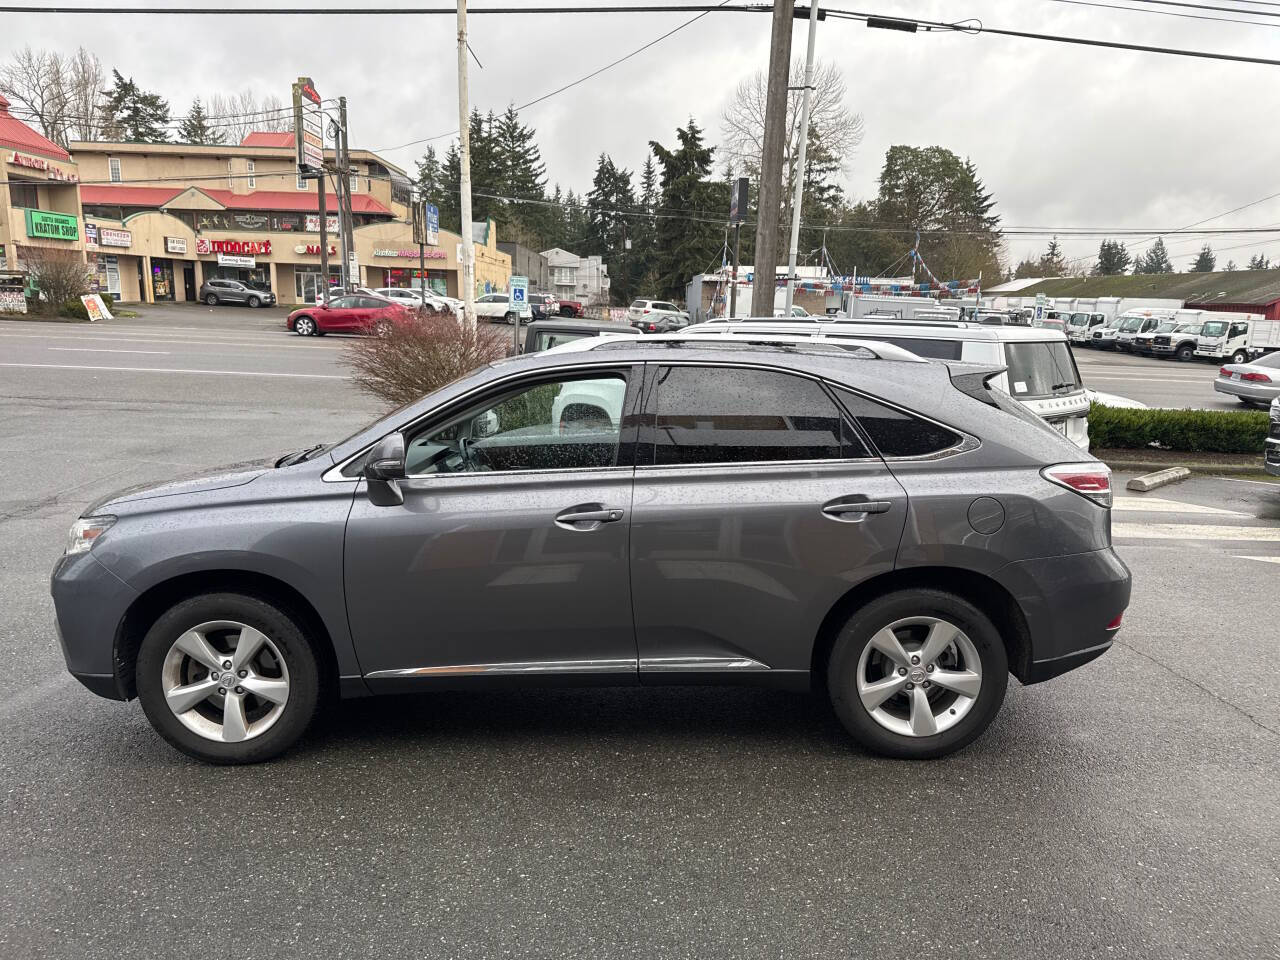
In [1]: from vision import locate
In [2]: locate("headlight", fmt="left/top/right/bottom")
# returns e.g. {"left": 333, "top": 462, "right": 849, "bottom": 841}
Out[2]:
{"left": 67, "top": 516, "right": 115, "bottom": 555}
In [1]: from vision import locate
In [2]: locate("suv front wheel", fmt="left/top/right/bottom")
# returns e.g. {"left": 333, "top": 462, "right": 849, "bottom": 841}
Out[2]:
{"left": 827, "top": 589, "right": 1008, "bottom": 759}
{"left": 135, "top": 592, "right": 322, "bottom": 764}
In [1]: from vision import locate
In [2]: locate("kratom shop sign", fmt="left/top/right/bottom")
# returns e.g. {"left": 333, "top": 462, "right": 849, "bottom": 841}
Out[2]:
{"left": 25, "top": 209, "right": 79, "bottom": 241}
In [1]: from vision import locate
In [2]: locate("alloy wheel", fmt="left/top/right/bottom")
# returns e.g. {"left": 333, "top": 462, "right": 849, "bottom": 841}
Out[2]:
{"left": 855, "top": 616, "right": 982, "bottom": 737}
{"left": 161, "top": 620, "right": 290, "bottom": 743}
{"left": 295, "top": 317, "right": 314, "bottom": 336}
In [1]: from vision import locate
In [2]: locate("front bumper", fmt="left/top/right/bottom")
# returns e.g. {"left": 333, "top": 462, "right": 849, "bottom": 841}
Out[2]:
{"left": 50, "top": 550, "right": 139, "bottom": 701}
{"left": 1214, "top": 378, "right": 1280, "bottom": 402}
{"left": 994, "top": 547, "right": 1131, "bottom": 685}
{"left": 1265, "top": 440, "right": 1280, "bottom": 476}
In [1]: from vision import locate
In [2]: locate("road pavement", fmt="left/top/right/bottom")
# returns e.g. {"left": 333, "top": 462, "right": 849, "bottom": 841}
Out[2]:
{"left": 2, "top": 313, "right": 1278, "bottom": 959}
{"left": 1073, "top": 345, "right": 1251, "bottom": 410}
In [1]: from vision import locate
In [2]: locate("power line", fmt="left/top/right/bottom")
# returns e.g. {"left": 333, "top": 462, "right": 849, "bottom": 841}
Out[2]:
{"left": 1040, "top": 0, "right": 1280, "bottom": 27}
{"left": 825, "top": 7, "right": 1280, "bottom": 66}
{"left": 373, "top": 0, "right": 737, "bottom": 153}
{"left": 0, "top": 3, "right": 766, "bottom": 14}
{"left": 1126, "top": 0, "right": 1280, "bottom": 17}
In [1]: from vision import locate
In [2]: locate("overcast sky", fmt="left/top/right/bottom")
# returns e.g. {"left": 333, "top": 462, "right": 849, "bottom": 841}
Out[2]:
{"left": 6, "top": 0, "right": 1280, "bottom": 274}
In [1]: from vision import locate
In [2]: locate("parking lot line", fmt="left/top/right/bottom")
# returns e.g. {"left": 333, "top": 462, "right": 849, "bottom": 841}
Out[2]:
{"left": 0, "top": 362, "right": 347, "bottom": 380}
{"left": 1235, "top": 555, "right": 1280, "bottom": 565}
{"left": 1112, "top": 498, "right": 1246, "bottom": 516}
{"left": 48, "top": 347, "right": 171, "bottom": 355}
{"left": 1112, "top": 522, "right": 1280, "bottom": 541}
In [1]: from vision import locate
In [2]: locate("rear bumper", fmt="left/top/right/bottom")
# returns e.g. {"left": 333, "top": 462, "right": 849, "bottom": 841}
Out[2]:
{"left": 1265, "top": 438, "right": 1280, "bottom": 476}
{"left": 1214, "top": 378, "right": 1280, "bottom": 402}
{"left": 994, "top": 547, "right": 1131, "bottom": 685}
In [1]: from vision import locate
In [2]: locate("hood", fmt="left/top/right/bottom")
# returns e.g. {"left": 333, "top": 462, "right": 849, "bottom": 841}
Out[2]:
{"left": 83, "top": 460, "right": 271, "bottom": 515}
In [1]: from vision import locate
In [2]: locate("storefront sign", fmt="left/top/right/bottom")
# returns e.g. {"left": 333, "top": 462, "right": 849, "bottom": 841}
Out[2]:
{"left": 8, "top": 151, "right": 47, "bottom": 171}
{"left": 24, "top": 209, "right": 79, "bottom": 241}
{"left": 99, "top": 227, "right": 132, "bottom": 248}
{"left": 426, "top": 204, "right": 439, "bottom": 246}
{"left": 196, "top": 238, "right": 272, "bottom": 256}
{"left": 304, "top": 215, "right": 340, "bottom": 233}
{"left": 165, "top": 236, "right": 187, "bottom": 254}
{"left": 374, "top": 248, "right": 446, "bottom": 260}
{"left": 97, "top": 255, "right": 121, "bottom": 297}
{"left": 84, "top": 223, "right": 99, "bottom": 246}
{"left": 293, "top": 243, "right": 337, "bottom": 255}
{"left": 233, "top": 213, "right": 269, "bottom": 230}
{"left": 217, "top": 253, "right": 256, "bottom": 268}
{"left": 293, "top": 77, "right": 324, "bottom": 176}
{"left": 79, "top": 294, "right": 114, "bottom": 322}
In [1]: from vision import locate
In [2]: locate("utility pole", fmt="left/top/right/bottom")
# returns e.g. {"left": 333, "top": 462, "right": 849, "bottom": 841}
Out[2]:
{"left": 329, "top": 119, "right": 349, "bottom": 292}
{"left": 784, "top": 0, "right": 820, "bottom": 316}
{"left": 317, "top": 174, "right": 330, "bottom": 306}
{"left": 750, "top": 0, "right": 794, "bottom": 318}
{"left": 338, "top": 97, "right": 357, "bottom": 291}
{"left": 457, "top": 0, "right": 477, "bottom": 329}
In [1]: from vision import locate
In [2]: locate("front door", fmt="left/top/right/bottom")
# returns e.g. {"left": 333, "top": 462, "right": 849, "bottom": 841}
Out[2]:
{"left": 345, "top": 365, "right": 643, "bottom": 683}
{"left": 629, "top": 363, "right": 908, "bottom": 682}
{"left": 182, "top": 264, "right": 196, "bottom": 301}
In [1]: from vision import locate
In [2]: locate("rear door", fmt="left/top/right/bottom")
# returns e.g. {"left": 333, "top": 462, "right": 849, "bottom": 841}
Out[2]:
{"left": 629, "top": 362, "right": 908, "bottom": 682}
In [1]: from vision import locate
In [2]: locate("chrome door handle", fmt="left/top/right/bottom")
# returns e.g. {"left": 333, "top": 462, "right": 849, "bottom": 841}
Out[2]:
{"left": 555, "top": 506, "right": 626, "bottom": 528}
{"left": 822, "top": 500, "right": 891, "bottom": 518}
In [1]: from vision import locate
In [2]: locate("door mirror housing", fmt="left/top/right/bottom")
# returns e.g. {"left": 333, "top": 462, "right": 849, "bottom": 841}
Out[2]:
{"left": 366, "top": 432, "right": 407, "bottom": 481}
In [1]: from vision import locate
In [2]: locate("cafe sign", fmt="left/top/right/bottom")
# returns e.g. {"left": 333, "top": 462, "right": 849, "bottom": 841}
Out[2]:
{"left": 24, "top": 209, "right": 78, "bottom": 241}
{"left": 196, "top": 238, "right": 272, "bottom": 256}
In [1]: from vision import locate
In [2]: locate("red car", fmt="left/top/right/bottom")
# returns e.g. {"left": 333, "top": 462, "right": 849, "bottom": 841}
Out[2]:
{"left": 287, "top": 294, "right": 411, "bottom": 336}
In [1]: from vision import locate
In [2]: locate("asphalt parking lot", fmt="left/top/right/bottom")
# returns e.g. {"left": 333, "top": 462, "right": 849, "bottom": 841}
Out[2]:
{"left": 2, "top": 309, "right": 1278, "bottom": 959}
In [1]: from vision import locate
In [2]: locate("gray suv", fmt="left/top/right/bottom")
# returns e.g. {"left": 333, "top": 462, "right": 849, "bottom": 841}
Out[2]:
{"left": 199, "top": 278, "right": 276, "bottom": 308}
{"left": 51, "top": 337, "right": 1131, "bottom": 763}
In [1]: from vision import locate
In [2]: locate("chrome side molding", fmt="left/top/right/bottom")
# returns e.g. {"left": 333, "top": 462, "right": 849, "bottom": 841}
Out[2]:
{"left": 639, "top": 656, "right": 769, "bottom": 672}
{"left": 366, "top": 658, "right": 636, "bottom": 679}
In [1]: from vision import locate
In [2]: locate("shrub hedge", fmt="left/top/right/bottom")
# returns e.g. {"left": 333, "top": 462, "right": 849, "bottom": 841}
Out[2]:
{"left": 1088, "top": 402, "right": 1270, "bottom": 454}
{"left": 58, "top": 299, "right": 90, "bottom": 321}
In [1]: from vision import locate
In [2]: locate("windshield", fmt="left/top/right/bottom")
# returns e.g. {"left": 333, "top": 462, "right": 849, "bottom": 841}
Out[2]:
{"left": 1067, "top": 313, "right": 1089, "bottom": 327}
{"left": 1200, "top": 320, "right": 1229, "bottom": 337}
{"left": 1119, "top": 316, "right": 1145, "bottom": 332}
{"left": 1154, "top": 321, "right": 1179, "bottom": 333}
{"left": 1175, "top": 323, "right": 1202, "bottom": 335}
{"left": 1004, "top": 341, "right": 1083, "bottom": 399}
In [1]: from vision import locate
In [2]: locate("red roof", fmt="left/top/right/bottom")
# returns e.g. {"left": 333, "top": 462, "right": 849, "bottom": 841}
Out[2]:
{"left": 0, "top": 93, "right": 72, "bottom": 162}
{"left": 80, "top": 185, "right": 183, "bottom": 206}
{"left": 77, "top": 183, "right": 392, "bottom": 217}
{"left": 200, "top": 189, "right": 392, "bottom": 215}
{"left": 240, "top": 132, "right": 295, "bottom": 148}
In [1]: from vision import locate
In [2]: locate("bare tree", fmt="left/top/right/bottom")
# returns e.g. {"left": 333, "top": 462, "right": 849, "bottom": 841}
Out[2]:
{"left": 721, "top": 59, "right": 864, "bottom": 240}
{"left": 20, "top": 244, "right": 92, "bottom": 310}
{"left": 207, "top": 91, "right": 293, "bottom": 144}
{"left": 0, "top": 46, "right": 70, "bottom": 147}
{"left": 64, "top": 47, "right": 106, "bottom": 142}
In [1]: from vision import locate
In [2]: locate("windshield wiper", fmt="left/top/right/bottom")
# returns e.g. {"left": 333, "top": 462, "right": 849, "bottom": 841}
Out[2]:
{"left": 1051, "top": 381, "right": 1078, "bottom": 393}
{"left": 278, "top": 443, "right": 325, "bottom": 467}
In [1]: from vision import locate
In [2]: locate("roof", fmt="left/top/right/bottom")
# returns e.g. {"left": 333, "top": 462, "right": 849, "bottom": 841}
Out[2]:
{"left": 690, "top": 319, "right": 1071, "bottom": 343}
{"left": 240, "top": 132, "right": 295, "bottom": 148}
{"left": 81, "top": 185, "right": 183, "bottom": 206}
{"left": 1002, "top": 269, "right": 1280, "bottom": 306}
{"left": 984, "top": 277, "right": 1048, "bottom": 293}
{"left": 0, "top": 93, "right": 72, "bottom": 162}
{"left": 76, "top": 184, "right": 392, "bottom": 216}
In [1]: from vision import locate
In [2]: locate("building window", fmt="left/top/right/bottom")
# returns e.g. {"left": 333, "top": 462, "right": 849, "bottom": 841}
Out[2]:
{"left": 108, "top": 157, "right": 121, "bottom": 182}
{"left": 9, "top": 182, "right": 39, "bottom": 208}
{"left": 553, "top": 267, "right": 575, "bottom": 286}
{"left": 227, "top": 160, "right": 234, "bottom": 189}
{"left": 349, "top": 170, "right": 359, "bottom": 194}
{"left": 297, "top": 171, "right": 308, "bottom": 191}
{"left": 247, "top": 160, "right": 255, "bottom": 189}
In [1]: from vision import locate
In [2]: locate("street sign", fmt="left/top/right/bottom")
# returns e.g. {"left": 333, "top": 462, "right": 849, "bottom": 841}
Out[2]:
{"left": 1035, "top": 292, "right": 1045, "bottom": 322}
{"left": 729, "top": 177, "right": 749, "bottom": 224}
{"left": 292, "top": 77, "right": 324, "bottom": 179}
{"left": 411, "top": 201, "right": 424, "bottom": 246}
{"left": 509, "top": 275, "right": 528, "bottom": 313}
{"left": 426, "top": 204, "right": 439, "bottom": 246}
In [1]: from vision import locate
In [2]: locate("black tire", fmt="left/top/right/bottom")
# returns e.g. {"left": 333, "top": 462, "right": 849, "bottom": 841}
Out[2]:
{"left": 827, "top": 589, "right": 1008, "bottom": 760}
{"left": 1231, "top": 350, "right": 1248, "bottom": 365}
{"left": 1175, "top": 344, "right": 1193, "bottom": 361}
{"left": 504, "top": 311, "right": 517, "bottom": 324}
{"left": 135, "top": 592, "right": 322, "bottom": 764}
{"left": 205, "top": 294, "right": 218, "bottom": 306}
{"left": 248, "top": 295, "right": 261, "bottom": 308}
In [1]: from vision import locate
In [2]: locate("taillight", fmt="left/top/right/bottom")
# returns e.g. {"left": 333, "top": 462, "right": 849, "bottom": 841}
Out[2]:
{"left": 647, "top": 323, "right": 656, "bottom": 332}
{"left": 1042, "top": 462, "right": 1112, "bottom": 508}
{"left": 1219, "top": 366, "right": 1231, "bottom": 377}
{"left": 643, "top": 308, "right": 650, "bottom": 313}
{"left": 1106, "top": 613, "right": 1124, "bottom": 630}
{"left": 1242, "top": 372, "right": 1272, "bottom": 382}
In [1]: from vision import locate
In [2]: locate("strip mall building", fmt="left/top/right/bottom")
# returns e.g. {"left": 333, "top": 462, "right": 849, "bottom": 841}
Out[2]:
{"left": 1, "top": 100, "right": 511, "bottom": 306}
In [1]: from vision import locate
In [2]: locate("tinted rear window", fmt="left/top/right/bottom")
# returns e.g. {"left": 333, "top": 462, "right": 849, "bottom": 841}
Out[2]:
{"left": 1004, "top": 341, "right": 1082, "bottom": 398}
{"left": 869, "top": 336, "right": 963, "bottom": 361}
{"left": 651, "top": 366, "right": 869, "bottom": 465}
{"left": 834, "top": 388, "right": 961, "bottom": 458}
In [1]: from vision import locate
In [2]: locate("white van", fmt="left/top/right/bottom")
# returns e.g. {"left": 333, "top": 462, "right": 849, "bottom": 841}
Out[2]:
{"left": 683, "top": 319, "right": 1092, "bottom": 449}
{"left": 1113, "top": 309, "right": 1178, "bottom": 352}
{"left": 1065, "top": 311, "right": 1108, "bottom": 345}
{"left": 1193, "top": 313, "right": 1277, "bottom": 363}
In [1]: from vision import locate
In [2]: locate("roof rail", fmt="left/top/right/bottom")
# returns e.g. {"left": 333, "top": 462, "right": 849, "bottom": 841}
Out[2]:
{"left": 619, "top": 331, "right": 926, "bottom": 363}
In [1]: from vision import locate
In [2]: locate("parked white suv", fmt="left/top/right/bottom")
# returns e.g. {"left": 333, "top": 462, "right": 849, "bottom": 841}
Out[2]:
{"left": 475, "top": 293, "right": 532, "bottom": 324}
{"left": 627, "top": 299, "right": 688, "bottom": 331}
{"left": 373, "top": 287, "right": 461, "bottom": 316}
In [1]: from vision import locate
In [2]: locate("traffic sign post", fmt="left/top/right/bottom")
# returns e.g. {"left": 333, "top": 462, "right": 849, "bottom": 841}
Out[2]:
{"left": 509, "top": 275, "right": 528, "bottom": 352}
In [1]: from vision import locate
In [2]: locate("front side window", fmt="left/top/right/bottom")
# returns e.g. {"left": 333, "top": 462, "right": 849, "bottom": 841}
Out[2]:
{"left": 649, "top": 366, "right": 866, "bottom": 466}
{"left": 406, "top": 373, "right": 628, "bottom": 475}
{"left": 834, "top": 388, "right": 962, "bottom": 459}
{"left": 1003, "top": 341, "right": 1082, "bottom": 398}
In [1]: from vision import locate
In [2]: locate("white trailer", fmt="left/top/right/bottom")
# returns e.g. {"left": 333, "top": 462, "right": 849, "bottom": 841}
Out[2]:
{"left": 839, "top": 293, "right": 950, "bottom": 320}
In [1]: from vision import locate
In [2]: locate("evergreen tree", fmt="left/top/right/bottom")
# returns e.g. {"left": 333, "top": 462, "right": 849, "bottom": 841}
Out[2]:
{"left": 1248, "top": 253, "right": 1271, "bottom": 270}
{"left": 101, "top": 69, "right": 170, "bottom": 143}
{"left": 631, "top": 157, "right": 660, "bottom": 294}
{"left": 1189, "top": 244, "right": 1216, "bottom": 273}
{"left": 1038, "top": 237, "right": 1067, "bottom": 276}
{"left": 1137, "top": 238, "right": 1174, "bottom": 274}
{"left": 438, "top": 142, "right": 463, "bottom": 235}
{"left": 177, "top": 97, "right": 224, "bottom": 145}
{"left": 1224, "top": 259, "right": 1237, "bottom": 271}
{"left": 1013, "top": 257, "right": 1041, "bottom": 279}
{"left": 415, "top": 145, "right": 443, "bottom": 206}
{"left": 584, "top": 153, "right": 637, "bottom": 303}
{"left": 649, "top": 118, "right": 727, "bottom": 300}
{"left": 1093, "top": 239, "right": 1132, "bottom": 275}
{"left": 492, "top": 105, "right": 550, "bottom": 247}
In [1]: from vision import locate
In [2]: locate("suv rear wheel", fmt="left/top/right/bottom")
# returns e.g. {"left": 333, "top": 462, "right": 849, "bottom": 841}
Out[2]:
{"left": 205, "top": 293, "right": 218, "bottom": 306}
{"left": 135, "top": 592, "right": 322, "bottom": 764}
{"left": 827, "top": 589, "right": 1008, "bottom": 759}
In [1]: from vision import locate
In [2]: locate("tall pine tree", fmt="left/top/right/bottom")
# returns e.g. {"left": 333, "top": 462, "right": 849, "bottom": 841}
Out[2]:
{"left": 584, "top": 154, "right": 637, "bottom": 303}
{"left": 1189, "top": 244, "right": 1216, "bottom": 273}
{"left": 178, "top": 98, "right": 224, "bottom": 145}
{"left": 1093, "top": 239, "right": 1132, "bottom": 275}
{"left": 101, "top": 70, "right": 170, "bottom": 143}
{"left": 649, "top": 118, "right": 726, "bottom": 300}
{"left": 1137, "top": 238, "right": 1174, "bottom": 274}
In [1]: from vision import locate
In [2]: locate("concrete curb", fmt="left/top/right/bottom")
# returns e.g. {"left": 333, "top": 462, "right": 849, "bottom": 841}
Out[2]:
{"left": 1102, "top": 458, "right": 1266, "bottom": 476}
{"left": 1126, "top": 467, "right": 1191, "bottom": 492}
